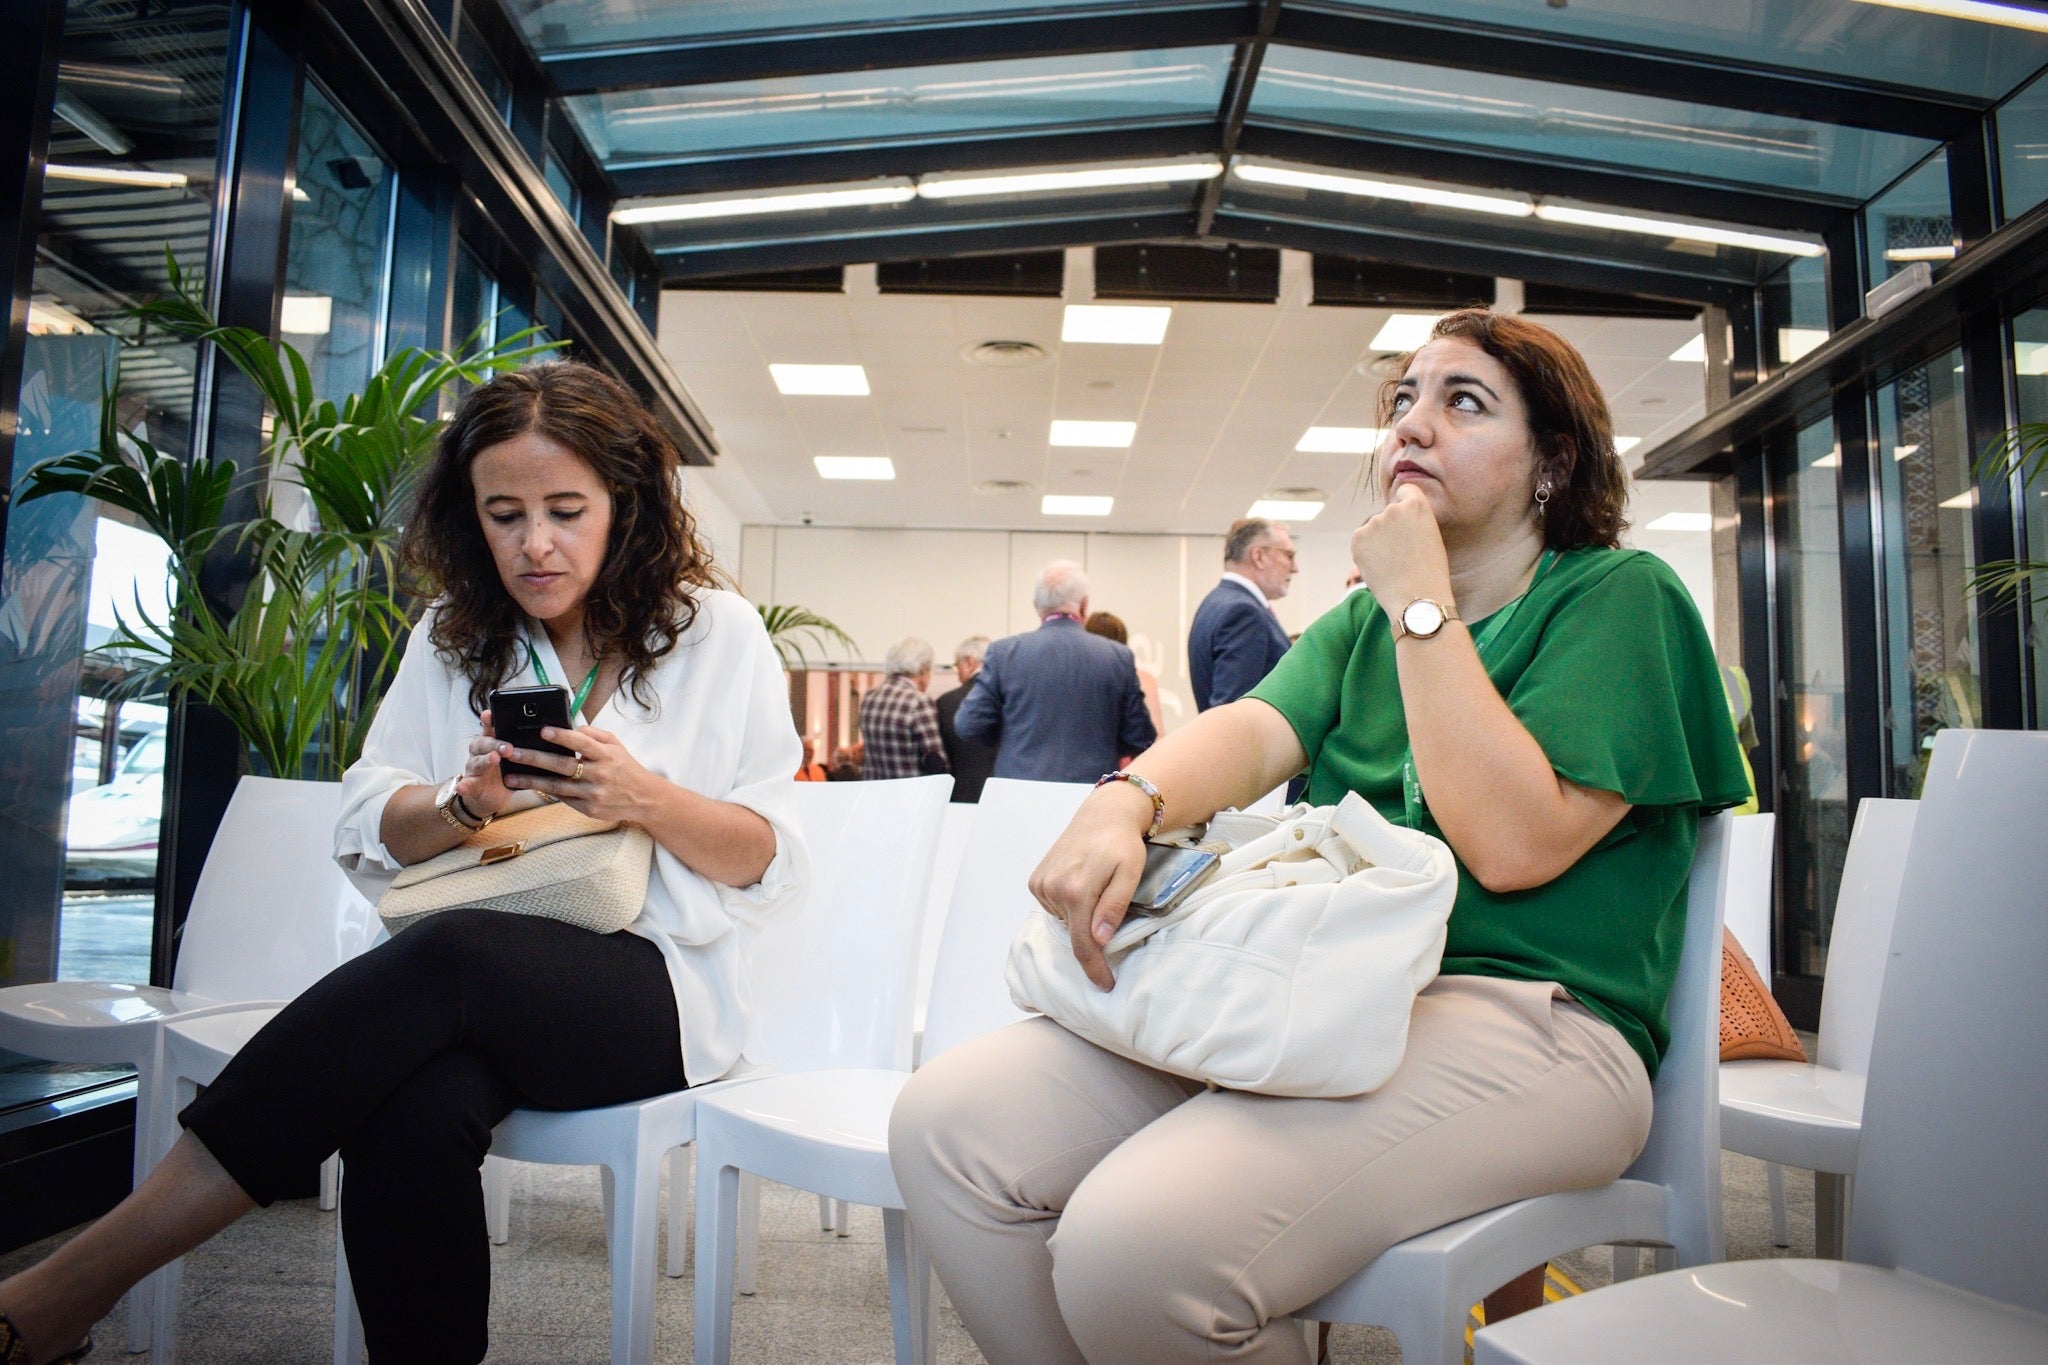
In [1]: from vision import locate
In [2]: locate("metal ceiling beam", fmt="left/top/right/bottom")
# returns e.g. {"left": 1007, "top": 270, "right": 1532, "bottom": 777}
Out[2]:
{"left": 657, "top": 210, "right": 1197, "bottom": 282}
{"left": 1270, "top": 4, "right": 1986, "bottom": 143}
{"left": 542, "top": 2, "right": 1253, "bottom": 96}
{"left": 302, "top": 0, "right": 718, "bottom": 463}
{"left": 1208, "top": 209, "right": 1750, "bottom": 309}
{"left": 1235, "top": 126, "right": 1852, "bottom": 236}
{"left": 1634, "top": 190, "right": 2048, "bottom": 480}
{"left": 1196, "top": 0, "right": 1281, "bottom": 236}
{"left": 609, "top": 123, "right": 1218, "bottom": 200}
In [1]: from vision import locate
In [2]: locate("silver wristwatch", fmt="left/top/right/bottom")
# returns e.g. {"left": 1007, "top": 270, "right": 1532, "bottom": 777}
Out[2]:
{"left": 435, "top": 777, "right": 490, "bottom": 832}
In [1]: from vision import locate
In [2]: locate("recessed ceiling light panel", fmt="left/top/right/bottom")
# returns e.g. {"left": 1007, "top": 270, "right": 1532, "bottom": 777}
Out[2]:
{"left": 1669, "top": 336, "right": 1708, "bottom": 363}
{"left": 1049, "top": 420, "right": 1136, "bottom": 448}
{"left": 1042, "top": 495, "right": 1114, "bottom": 516}
{"left": 1248, "top": 499, "right": 1326, "bottom": 521}
{"left": 613, "top": 179, "right": 915, "bottom": 224}
{"left": 771, "top": 364, "right": 870, "bottom": 396}
{"left": 1296, "top": 426, "right": 1382, "bottom": 453}
{"left": 1061, "top": 305, "right": 1171, "bottom": 345}
{"left": 813, "top": 456, "right": 895, "bottom": 480}
{"left": 1369, "top": 314, "right": 1442, "bottom": 352}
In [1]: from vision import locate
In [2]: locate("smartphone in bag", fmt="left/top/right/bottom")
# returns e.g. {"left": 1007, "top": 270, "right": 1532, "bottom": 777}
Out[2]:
{"left": 1126, "top": 841, "right": 1221, "bottom": 917}
{"left": 490, "top": 685, "right": 573, "bottom": 780}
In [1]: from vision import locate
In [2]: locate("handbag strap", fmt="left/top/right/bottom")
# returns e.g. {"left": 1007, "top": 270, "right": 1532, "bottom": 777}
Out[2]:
{"left": 1398, "top": 549, "right": 1557, "bottom": 829}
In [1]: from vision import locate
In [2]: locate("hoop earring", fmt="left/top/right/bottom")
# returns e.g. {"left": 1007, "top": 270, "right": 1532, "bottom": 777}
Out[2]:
{"left": 1534, "top": 481, "right": 1553, "bottom": 508}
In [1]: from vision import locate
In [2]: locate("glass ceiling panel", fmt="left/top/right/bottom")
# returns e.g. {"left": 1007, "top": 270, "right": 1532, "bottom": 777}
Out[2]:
{"left": 1313, "top": 0, "right": 2048, "bottom": 103}
{"left": 509, "top": 0, "right": 1166, "bottom": 54}
{"left": 1249, "top": 45, "right": 1937, "bottom": 201}
{"left": 562, "top": 48, "right": 1232, "bottom": 167}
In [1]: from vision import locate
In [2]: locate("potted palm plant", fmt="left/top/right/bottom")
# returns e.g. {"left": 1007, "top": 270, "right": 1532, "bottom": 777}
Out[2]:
{"left": 16, "top": 256, "right": 560, "bottom": 781}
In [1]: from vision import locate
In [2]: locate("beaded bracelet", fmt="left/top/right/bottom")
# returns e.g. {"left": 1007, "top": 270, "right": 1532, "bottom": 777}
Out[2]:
{"left": 1094, "top": 770, "right": 1166, "bottom": 837}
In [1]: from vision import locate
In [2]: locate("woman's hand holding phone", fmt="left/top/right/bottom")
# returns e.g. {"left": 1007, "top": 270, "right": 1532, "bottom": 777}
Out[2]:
{"left": 492, "top": 718, "right": 660, "bottom": 826}
{"left": 1028, "top": 785, "right": 1156, "bottom": 992}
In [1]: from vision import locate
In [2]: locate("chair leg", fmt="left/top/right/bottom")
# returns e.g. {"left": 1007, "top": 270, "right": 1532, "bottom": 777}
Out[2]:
{"left": 1816, "top": 1171, "right": 1849, "bottom": 1259}
{"left": 693, "top": 1151, "right": 742, "bottom": 1365}
{"left": 1766, "top": 1161, "right": 1790, "bottom": 1248}
{"left": 149, "top": 1074, "right": 199, "bottom": 1365}
{"left": 125, "top": 1069, "right": 161, "bottom": 1355}
{"left": 665, "top": 1146, "right": 690, "bottom": 1279}
{"left": 1610, "top": 1245, "right": 1643, "bottom": 1282}
{"left": 604, "top": 1150, "right": 662, "bottom": 1365}
{"left": 1377, "top": 1275, "right": 1460, "bottom": 1365}
{"left": 737, "top": 1173, "right": 761, "bottom": 1295}
{"left": 836, "top": 1198, "right": 852, "bottom": 1237}
{"left": 319, "top": 1153, "right": 339, "bottom": 1212}
{"left": 483, "top": 1156, "right": 511, "bottom": 1245}
{"left": 818, "top": 1192, "right": 835, "bottom": 1231}
{"left": 882, "top": 1207, "right": 933, "bottom": 1365}
{"left": 333, "top": 1195, "right": 365, "bottom": 1365}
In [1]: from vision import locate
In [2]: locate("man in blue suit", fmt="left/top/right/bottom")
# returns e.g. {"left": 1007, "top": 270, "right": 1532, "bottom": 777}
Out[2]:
{"left": 955, "top": 561, "right": 1157, "bottom": 783}
{"left": 1188, "top": 517, "right": 1297, "bottom": 711}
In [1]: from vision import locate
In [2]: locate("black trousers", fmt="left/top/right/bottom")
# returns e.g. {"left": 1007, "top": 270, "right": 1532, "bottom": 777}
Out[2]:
{"left": 180, "top": 908, "right": 688, "bottom": 1364}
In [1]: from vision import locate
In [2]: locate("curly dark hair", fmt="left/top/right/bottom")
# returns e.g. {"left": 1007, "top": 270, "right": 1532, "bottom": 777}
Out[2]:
{"left": 1376, "top": 308, "right": 1629, "bottom": 551}
{"left": 402, "top": 362, "right": 719, "bottom": 715}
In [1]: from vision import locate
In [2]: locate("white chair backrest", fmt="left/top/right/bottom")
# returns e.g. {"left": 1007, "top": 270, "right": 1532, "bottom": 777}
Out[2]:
{"left": 1721, "top": 813, "right": 1778, "bottom": 978}
{"left": 173, "top": 777, "right": 378, "bottom": 1001}
{"left": 1619, "top": 811, "right": 1740, "bottom": 1262}
{"left": 921, "top": 779, "right": 1091, "bottom": 1063}
{"left": 914, "top": 804, "right": 978, "bottom": 1024}
{"left": 1814, "top": 797, "right": 1918, "bottom": 1077}
{"left": 746, "top": 775, "right": 952, "bottom": 1073}
{"left": 1848, "top": 729, "right": 2048, "bottom": 1314}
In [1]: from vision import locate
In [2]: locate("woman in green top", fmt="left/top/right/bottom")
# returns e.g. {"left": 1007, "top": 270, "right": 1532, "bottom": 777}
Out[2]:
{"left": 890, "top": 309, "right": 1750, "bottom": 1365}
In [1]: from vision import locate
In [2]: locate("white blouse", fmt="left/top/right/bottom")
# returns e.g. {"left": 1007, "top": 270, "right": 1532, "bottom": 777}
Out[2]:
{"left": 335, "top": 588, "right": 806, "bottom": 1084}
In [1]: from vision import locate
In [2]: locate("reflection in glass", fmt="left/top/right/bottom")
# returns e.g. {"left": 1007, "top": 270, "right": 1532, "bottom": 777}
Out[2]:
{"left": 561, "top": 49, "right": 1232, "bottom": 164}
{"left": 508, "top": 0, "right": 1116, "bottom": 52}
{"left": 1872, "top": 353, "right": 1980, "bottom": 793}
{"left": 1760, "top": 255, "right": 1829, "bottom": 376}
{"left": 1864, "top": 151, "right": 1952, "bottom": 291}
{"left": 2007, "top": 310, "right": 2048, "bottom": 726}
{"left": 1997, "top": 66, "right": 2048, "bottom": 224}
{"left": 1773, "top": 417, "right": 1847, "bottom": 979}
{"left": 1248, "top": 45, "right": 1935, "bottom": 200}
{"left": 286, "top": 80, "right": 396, "bottom": 410}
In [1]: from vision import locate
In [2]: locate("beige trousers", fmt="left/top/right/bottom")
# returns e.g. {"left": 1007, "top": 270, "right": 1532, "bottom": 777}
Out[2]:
{"left": 889, "top": 974, "right": 1653, "bottom": 1365}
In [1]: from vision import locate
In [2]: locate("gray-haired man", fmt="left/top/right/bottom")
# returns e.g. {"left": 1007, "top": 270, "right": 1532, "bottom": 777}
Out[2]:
{"left": 859, "top": 637, "right": 947, "bottom": 781}
{"left": 936, "top": 635, "right": 998, "bottom": 803}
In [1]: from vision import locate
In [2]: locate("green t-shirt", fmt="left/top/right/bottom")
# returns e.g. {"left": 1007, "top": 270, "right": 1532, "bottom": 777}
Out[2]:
{"left": 1248, "top": 548, "right": 1751, "bottom": 1077}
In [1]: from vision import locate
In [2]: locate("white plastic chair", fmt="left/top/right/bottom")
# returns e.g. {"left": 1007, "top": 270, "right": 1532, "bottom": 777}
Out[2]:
{"left": 1475, "top": 729, "right": 2048, "bottom": 1365}
{"left": 1722, "top": 798, "right": 1916, "bottom": 1255}
{"left": 692, "top": 777, "right": 1089, "bottom": 1365}
{"left": 0, "top": 776, "right": 373, "bottom": 1356}
{"left": 320, "top": 774, "right": 951, "bottom": 1365}
{"left": 1297, "top": 810, "right": 1745, "bottom": 1365}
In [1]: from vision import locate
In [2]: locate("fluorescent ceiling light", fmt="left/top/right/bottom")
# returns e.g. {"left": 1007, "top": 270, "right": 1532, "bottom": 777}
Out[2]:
{"left": 2017, "top": 342, "right": 2048, "bottom": 375}
{"left": 1049, "top": 420, "right": 1136, "bottom": 448}
{"left": 919, "top": 159, "right": 1220, "bottom": 199}
{"left": 1645, "top": 512, "right": 1713, "bottom": 532}
{"left": 1233, "top": 162, "right": 1533, "bottom": 217}
{"left": 1670, "top": 335, "right": 1708, "bottom": 363}
{"left": 1939, "top": 489, "right": 1977, "bottom": 509}
{"left": 612, "top": 179, "right": 915, "bottom": 225}
{"left": 45, "top": 162, "right": 187, "bottom": 189}
{"left": 1296, "top": 426, "right": 1382, "bottom": 453}
{"left": 1042, "top": 495, "right": 1114, "bottom": 516}
{"left": 26, "top": 300, "right": 96, "bottom": 335}
{"left": 1534, "top": 205, "right": 1824, "bottom": 257}
{"left": 813, "top": 456, "right": 895, "bottom": 481}
{"left": 1894, "top": 443, "right": 1920, "bottom": 460}
{"left": 770, "top": 364, "right": 870, "bottom": 396}
{"left": 1371, "top": 314, "right": 1442, "bottom": 352}
{"left": 1851, "top": 0, "right": 2048, "bottom": 35}
{"left": 279, "top": 294, "right": 332, "bottom": 335}
{"left": 1884, "top": 245, "right": 1956, "bottom": 262}
{"left": 1062, "top": 304, "right": 1171, "bottom": 345}
{"left": 1248, "top": 499, "right": 1325, "bottom": 521}
{"left": 1778, "top": 328, "right": 1828, "bottom": 362}
{"left": 1614, "top": 437, "right": 1642, "bottom": 455}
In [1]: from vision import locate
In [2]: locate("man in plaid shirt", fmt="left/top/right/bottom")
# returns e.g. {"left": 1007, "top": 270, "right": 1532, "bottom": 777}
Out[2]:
{"left": 859, "top": 637, "right": 949, "bottom": 780}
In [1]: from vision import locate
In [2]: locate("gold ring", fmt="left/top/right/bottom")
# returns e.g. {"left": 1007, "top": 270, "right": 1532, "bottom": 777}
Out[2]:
{"left": 571, "top": 758, "right": 585, "bottom": 782}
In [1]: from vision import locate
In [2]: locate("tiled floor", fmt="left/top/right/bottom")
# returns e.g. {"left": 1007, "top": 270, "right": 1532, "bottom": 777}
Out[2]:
{"left": 1, "top": 1148, "right": 1817, "bottom": 1363}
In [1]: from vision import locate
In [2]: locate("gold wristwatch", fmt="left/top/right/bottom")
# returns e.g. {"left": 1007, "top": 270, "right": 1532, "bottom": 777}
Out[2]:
{"left": 1395, "top": 598, "right": 1458, "bottom": 641}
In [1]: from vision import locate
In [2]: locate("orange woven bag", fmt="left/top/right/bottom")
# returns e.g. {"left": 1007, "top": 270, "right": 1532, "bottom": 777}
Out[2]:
{"left": 1719, "top": 928, "right": 1807, "bottom": 1062}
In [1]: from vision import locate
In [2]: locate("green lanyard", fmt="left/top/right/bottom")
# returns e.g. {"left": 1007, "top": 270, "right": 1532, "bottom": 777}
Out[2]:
{"left": 524, "top": 639, "right": 601, "bottom": 721}
{"left": 1400, "top": 549, "right": 1558, "bottom": 829}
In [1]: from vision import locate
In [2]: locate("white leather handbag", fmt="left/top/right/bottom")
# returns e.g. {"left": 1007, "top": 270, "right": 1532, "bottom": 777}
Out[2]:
{"left": 1006, "top": 792, "right": 1457, "bottom": 1097}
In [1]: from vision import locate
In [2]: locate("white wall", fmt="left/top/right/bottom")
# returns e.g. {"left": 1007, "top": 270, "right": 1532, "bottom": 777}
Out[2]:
{"left": 736, "top": 479, "right": 1719, "bottom": 733}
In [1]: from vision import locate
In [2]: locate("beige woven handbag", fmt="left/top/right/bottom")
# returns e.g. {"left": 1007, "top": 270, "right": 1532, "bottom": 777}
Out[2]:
{"left": 378, "top": 801, "right": 654, "bottom": 936}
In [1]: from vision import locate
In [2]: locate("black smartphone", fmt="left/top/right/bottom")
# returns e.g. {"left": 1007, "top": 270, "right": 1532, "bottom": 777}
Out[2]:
{"left": 1126, "top": 842, "right": 1221, "bottom": 917}
{"left": 490, "top": 685, "right": 573, "bottom": 780}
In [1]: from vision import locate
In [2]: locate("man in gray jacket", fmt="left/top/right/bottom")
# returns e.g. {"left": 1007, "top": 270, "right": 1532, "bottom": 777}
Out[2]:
{"left": 955, "top": 561, "right": 1157, "bottom": 783}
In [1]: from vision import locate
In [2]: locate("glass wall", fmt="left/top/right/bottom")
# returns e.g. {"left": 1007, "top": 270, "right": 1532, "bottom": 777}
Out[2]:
{"left": 2010, "top": 308, "right": 2048, "bottom": 726}
{"left": 1760, "top": 254, "right": 1830, "bottom": 374}
{"left": 284, "top": 79, "right": 396, "bottom": 410}
{"left": 1871, "top": 350, "right": 1982, "bottom": 793}
{"left": 1998, "top": 66, "right": 2048, "bottom": 224}
{"left": 1864, "top": 151, "right": 1954, "bottom": 289}
{"left": 1773, "top": 416, "right": 1848, "bottom": 979}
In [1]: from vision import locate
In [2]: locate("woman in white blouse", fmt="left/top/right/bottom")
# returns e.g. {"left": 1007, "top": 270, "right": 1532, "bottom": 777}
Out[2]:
{"left": 0, "top": 363, "right": 802, "bottom": 1365}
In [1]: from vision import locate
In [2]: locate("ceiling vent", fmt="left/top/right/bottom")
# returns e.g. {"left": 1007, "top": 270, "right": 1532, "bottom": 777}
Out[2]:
{"left": 974, "top": 479, "right": 1035, "bottom": 494}
{"left": 964, "top": 340, "right": 1047, "bottom": 368}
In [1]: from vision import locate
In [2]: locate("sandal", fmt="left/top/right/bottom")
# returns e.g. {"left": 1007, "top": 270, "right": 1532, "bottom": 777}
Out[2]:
{"left": 0, "top": 1315, "right": 91, "bottom": 1365}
